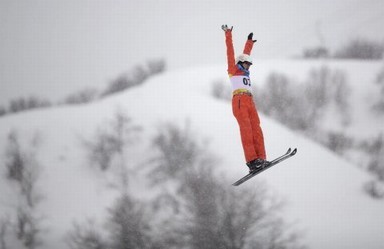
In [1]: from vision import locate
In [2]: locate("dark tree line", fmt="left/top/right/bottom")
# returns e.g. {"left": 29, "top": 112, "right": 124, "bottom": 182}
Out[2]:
{"left": 67, "top": 116, "right": 306, "bottom": 249}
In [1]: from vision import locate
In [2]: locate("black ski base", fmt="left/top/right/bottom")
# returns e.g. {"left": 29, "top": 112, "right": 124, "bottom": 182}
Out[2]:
{"left": 232, "top": 148, "right": 297, "bottom": 186}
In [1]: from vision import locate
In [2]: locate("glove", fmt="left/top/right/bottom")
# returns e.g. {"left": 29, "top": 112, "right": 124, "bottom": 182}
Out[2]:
{"left": 221, "top": 24, "right": 233, "bottom": 32}
{"left": 248, "top": 32, "right": 257, "bottom": 43}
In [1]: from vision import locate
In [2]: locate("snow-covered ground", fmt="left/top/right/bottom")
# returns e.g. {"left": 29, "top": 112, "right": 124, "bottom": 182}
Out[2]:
{"left": 0, "top": 59, "right": 384, "bottom": 248}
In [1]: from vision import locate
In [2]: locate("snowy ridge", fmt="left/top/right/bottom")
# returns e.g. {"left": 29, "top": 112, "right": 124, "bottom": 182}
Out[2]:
{"left": 0, "top": 60, "right": 384, "bottom": 248}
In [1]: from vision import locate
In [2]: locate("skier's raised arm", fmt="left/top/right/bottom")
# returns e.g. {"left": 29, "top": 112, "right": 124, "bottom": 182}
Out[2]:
{"left": 222, "top": 24, "right": 237, "bottom": 76}
{"left": 243, "top": 32, "right": 256, "bottom": 55}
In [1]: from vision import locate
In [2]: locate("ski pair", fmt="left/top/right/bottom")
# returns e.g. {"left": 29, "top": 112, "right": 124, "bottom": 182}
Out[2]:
{"left": 232, "top": 148, "right": 297, "bottom": 186}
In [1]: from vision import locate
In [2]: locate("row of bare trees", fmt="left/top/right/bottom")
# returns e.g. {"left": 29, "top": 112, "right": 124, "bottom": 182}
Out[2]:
{"left": 254, "top": 66, "right": 351, "bottom": 132}
{"left": 66, "top": 112, "right": 306, "bottom": 249}
{"left": 302, "top": 38, "right": 384, "bottom": 60}
{"left": 0, "top": 59, "right": 166, "bottom": 118}
{"left": 0, "top": 110, "right": 305, "bottom": 248}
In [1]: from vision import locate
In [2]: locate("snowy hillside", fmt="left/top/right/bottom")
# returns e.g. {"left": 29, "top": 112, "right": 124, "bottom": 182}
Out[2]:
{"left": 1, "top": 60, "right": 384, "bottom": 249}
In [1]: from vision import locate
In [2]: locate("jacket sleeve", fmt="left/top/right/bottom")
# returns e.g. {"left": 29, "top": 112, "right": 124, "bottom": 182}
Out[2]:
{"left": 225, "top": 31, "right": 237, "bottom": 75}
{"left": 243, "top": 39, "right": 254, "bottom": 55}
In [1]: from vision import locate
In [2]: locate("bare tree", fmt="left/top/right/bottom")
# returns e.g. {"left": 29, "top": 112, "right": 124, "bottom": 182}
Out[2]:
{"left": 66, "top": 193, "right": 156, "bottom": 249}
{"left": 82, "top": 109, "right": 141, "bottom": 193}
{"left": 302, "top": 46, "right": 329, "bottom": 59}
{"left": 306, "top": 66, "right": 351, "bottom": 126}
{"left": 101, "top": 59, "right": 166, "bottom": 98}
{"left": 71, "top": 111, "right": 159, "bottom": 249}
{"left": 66, "top": 220, "right": 108, "bottom": 249}
{"left": 325, "top": 131, "right": 354, "bottom": 155}
{"left": 366, "top": 134, "right": 384, "bottom": 181}
{"left": 2, "top": 131, "right": 44, "bottom": 248}
{"left": 149, "top": 121, "right": 207, "bottom": 184}
{"left": 334, "top": 38, "right": 384, "bottom": 60}
{"left": 0, "top": 105, "right": 6, "bottom": 117}
{"left": 373, "top": 65, "right": 384, "bottom": 112}
{"left": 15, "top": 206, "right": 42, "bottom": 249}
{"left": 0, "top": 216, "right": 10, "bottom": 249}
{"left": 7, "top": 96, "right": 51, "bottom": 114}
{"left": 5, "top": 131, "right": 43, "bottom": 208}
{"left": 107, "top": 194, "right": 153, "bottom": 249}
{"left": 358, "top": 133, "right": 384, "bottom": 198}
{"left": 62, "top": 87, "right": 99, "bottom": 105}
{"left": 256, "top": 72, "right": 317, "bottom": 131}
{"left": 147, "top": 58, "right": 166, "bottom": 75}
{"left": 211, "top": 79, "right": 232, "bottom": 101}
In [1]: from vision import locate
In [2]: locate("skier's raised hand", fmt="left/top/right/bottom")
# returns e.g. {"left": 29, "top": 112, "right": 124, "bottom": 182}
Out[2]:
{"left": 248, "top": 32, "right": 257, "bottom": 43}
{"left": 221, "top": 24, "right": 233, "bottom": 32}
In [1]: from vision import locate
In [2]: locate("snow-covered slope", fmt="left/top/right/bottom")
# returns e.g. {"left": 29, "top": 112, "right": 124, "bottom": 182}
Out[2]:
{"left": 0, "top": 60, "right": 383, "bottom": 248}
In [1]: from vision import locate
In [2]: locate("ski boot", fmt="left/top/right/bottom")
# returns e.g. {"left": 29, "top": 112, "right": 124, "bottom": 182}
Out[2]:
{"left": 247, "top": 158, "right": 269, "bottom": 173}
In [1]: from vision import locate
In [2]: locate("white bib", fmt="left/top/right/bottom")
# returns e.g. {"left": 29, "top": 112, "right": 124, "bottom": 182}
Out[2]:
{"left": 230, "top": 75, "right": 252, "bottom": 92}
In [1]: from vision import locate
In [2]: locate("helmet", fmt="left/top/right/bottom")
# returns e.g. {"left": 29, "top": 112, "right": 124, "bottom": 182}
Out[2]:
{"left": 236, "top": 54, "right": 253, "bottom": 65}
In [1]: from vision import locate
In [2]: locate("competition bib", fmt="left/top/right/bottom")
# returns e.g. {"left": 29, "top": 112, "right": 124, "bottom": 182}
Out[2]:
{"left": 230, "top": 75, "right": 252, "bottom": 92}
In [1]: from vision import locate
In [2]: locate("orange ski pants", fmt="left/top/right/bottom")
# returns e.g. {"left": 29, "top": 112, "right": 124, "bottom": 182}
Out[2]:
{"left": 232, "top": 94, "right": 266, "bottom": 162}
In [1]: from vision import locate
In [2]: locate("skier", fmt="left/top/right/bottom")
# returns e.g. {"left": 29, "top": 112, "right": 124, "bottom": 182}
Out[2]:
{"left": 222, "top": 24, "right": 269, "bottom": 173}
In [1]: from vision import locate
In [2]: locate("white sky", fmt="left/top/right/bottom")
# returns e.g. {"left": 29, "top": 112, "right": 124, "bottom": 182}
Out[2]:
{"left": 1, "top": 0, "right": 383, "bottom": 104}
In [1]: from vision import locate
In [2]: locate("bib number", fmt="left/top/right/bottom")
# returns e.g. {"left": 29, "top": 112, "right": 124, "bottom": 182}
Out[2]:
{"left": 243, "top": 77, "right": 251, "bottom": 87}
{"left": 230, "top": 75, "right": 252, "bottom": 91}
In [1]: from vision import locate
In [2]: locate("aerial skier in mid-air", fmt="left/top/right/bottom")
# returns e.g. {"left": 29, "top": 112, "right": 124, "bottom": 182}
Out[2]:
{"left": 222, "top": 24, "right": 297, "bottom": 186}
{"left": 222, "top": 24, "right": 268, "bottom": 173}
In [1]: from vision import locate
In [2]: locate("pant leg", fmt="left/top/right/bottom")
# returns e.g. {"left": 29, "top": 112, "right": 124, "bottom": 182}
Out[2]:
{"left": 232, "top": 95, "right": 258, "bottom": 163}
{"left": 249, "top": 100, "right": 266, "bottom": 159}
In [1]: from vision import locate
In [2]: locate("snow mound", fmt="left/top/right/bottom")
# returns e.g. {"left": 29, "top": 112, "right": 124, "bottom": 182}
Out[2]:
{"left": 0, "top": 60, "right": 383, "bottom": 249}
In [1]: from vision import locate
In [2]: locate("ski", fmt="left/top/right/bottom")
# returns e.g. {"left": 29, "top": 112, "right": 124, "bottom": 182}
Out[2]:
{"left": 232, "top": 148, "right": 297, "bottom": 186}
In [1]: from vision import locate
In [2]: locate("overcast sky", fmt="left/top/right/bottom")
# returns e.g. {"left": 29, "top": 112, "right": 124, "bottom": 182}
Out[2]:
{"left": 1, "top": 0, "right": 383, "bottom": 104}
